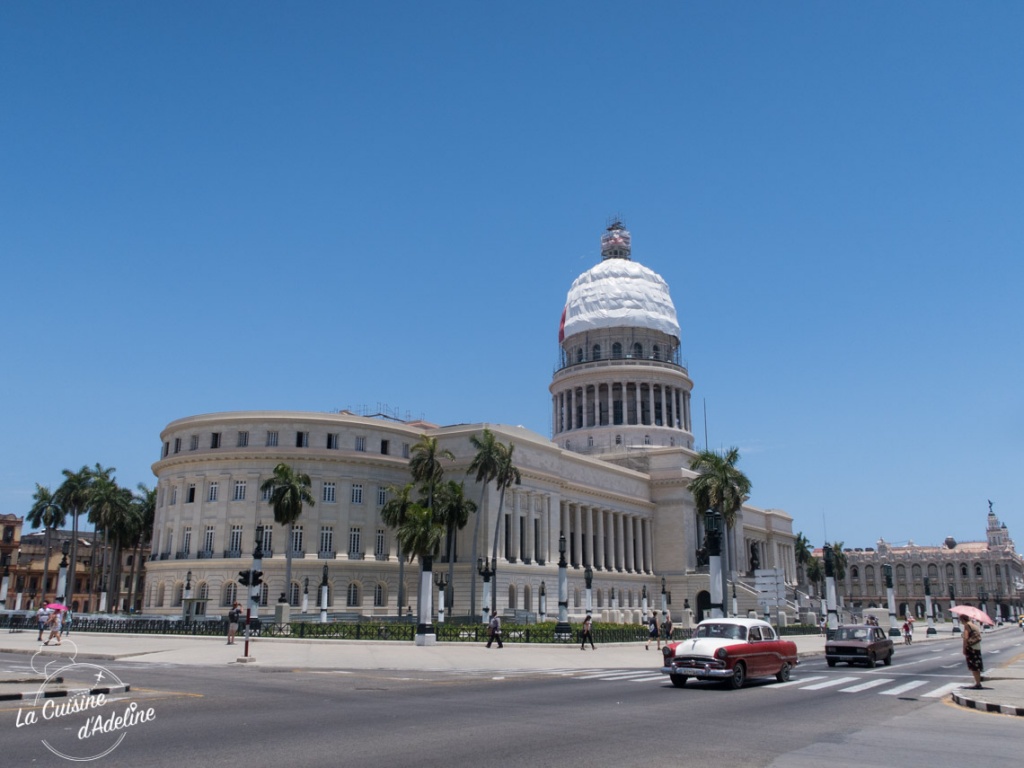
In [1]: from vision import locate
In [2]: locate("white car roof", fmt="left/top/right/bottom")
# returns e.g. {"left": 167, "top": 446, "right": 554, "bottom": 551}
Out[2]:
{"left": 697, "top": 618, "right": 772, "bottom": 629}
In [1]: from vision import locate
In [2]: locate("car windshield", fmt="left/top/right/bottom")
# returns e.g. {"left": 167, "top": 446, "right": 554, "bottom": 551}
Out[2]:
{"left": 697, "top": 623, "right": 747, "bottom": 641}
{"left": 835, "top": 627, "right": 869, "bottom": 641}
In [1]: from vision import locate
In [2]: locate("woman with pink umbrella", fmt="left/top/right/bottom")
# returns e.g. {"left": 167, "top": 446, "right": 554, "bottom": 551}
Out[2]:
{"left": 951, "top": 605, "right": 991, "bottom": 689}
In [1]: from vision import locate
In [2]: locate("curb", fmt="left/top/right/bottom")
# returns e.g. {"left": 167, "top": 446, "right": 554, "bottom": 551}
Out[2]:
{"left": 950, "top": 690, "right": 1024, "bottom": 717}
{"left": 0, "top": 684, "right": 131, "bottom": 703}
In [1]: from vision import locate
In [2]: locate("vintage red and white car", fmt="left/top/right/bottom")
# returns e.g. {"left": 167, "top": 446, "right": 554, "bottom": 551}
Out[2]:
{"left": 660, "top": 618, "right": 799, "bottom": 689}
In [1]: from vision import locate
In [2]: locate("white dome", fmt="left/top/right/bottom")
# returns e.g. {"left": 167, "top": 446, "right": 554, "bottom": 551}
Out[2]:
{"left": 561, "top": 258, "right": 680, "bottom": 341}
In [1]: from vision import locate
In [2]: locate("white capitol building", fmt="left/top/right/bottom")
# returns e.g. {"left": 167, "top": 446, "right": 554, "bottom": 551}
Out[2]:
{"left": 145, "top": 223, "right": 798, "bottom": 621}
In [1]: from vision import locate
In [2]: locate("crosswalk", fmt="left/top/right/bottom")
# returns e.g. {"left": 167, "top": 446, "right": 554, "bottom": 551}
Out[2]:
{"left": 468, "top": 667, "right": 968, "bottom": 698}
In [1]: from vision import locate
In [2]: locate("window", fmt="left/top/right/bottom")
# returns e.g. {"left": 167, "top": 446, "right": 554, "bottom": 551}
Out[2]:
{"left": 259, "top": 583, "right": 269, "bottom": 607}
{"left": 961, "top": 564, "right": 968, "bottom": 577}
{"left": 592, "top": 344, "right": 601, "bottom": 360}
{"left": 266, "top": 431, "right": 279, "bottom": 447}
{"left": 974, "top": 564, "right": 983, "bottom": 577}
{"left": 327, "top": 433, "right": 339, "bottom": 450}
{"left": 289, "top": 582, "right": 300, "bottom": 607}
{"left": 170, "top": 487, "right": 177, "bottom": 505}
{"left": 374, "top": 583, "right": 385, "bottom": 607}
{"left": 223, "top": 582, "right": 237, "bottom": 607}
{"left": 261, "top": 484, "right": 273, "bottom": 502}
{"left": 162, "top": 441, "right": 169, "bottom": 458}
{"left": 182, "top": 526, "right": 192, "bottom": 555}
{"left": 229, "top": 526, "right": 243, "bottom": 553}
{"left": 295, "top": 431, "right": 309, "bottom": 448}
{"left": 261, "top": 528, "right": 273, "bottom": 554}
{"left": 652, "top": 345, "right": 661, "bottom": 361}
{"left": 402, "top": 443, "right": 410, "bottom": 458}
{"left": 233, "top": 481, "right": 246, "bottom": 501}
{"left": 174, "top": 438, "right": 181, "bottom": 454}
{"left": 375, "top": 528, "right": 387, "bottom": 559}
{"left": 210, "top": 432, "right": 221, "bottom": 449}
{"left": 203, "top": 526, "right": 215, "bottom": 553}
{"left": 290, "top": 526, "right": 303, "bottom": 554}
{"left": 355, "top": 436, "right": 366, "bottom": 452}
{"left": 190, "top": 435, "right": 199, "bottom": 451}
{"left": 632, "top": 342, "right": 643, "bottom": 358}
{"left": 237, "top": 431, "right": 249, "bottom": 448}
{"left": 323, "top": 482, "right": 336, "bottom": 503}
{"left": 319, "top": 526, "right": 334, "bottom": 554}
{"left": 380, "top": 439, "right": 389, "bottom": 455}
{"left": 351, "top": 484, "right": 363, "bottom": 504}
{"left": 347, "top": 583, "right": 361, "bottom": 607}
{"left": 377, "top": 486, "right": 387, "bottom": 506}
{"left": 207, "top": 482, "right": 218, "bottom": 502}
{"left": 612, "top": 342, "right": 622, "bottom": 359}
{"left": 349, "top": 527, "right": 361, "bottom": 557}
{"left": 186, "top": 484, "right": 196, "bottom": 504}
{"left": 576, "top": 348, "right": 584, "bottom": 363}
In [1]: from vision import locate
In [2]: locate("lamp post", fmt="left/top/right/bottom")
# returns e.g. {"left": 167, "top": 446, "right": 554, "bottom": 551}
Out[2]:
{"left": 924, "top": 577, "right": 936, "bottom": 635}
{"left": 823, "top": 544, "right": 838, "bottom": 635}
{"left": 434, "top": 571, "right": 449, "bottom": 624}
{"left": 884, "top": 565, "right": 899, "bottom": 637}
{"left": 555, "top": 532, "right": 571, "bottom": 637}
{"left": 302, "top": 577, "right": 309, "bottom": 614}
{"left": 56, "top": 540, "right": 70, "bottom": 605}
{"left": 414, "top": 555, "right": 436, "bottom": 646}
{"left": 539, "top": 581, "right": 547, "bottom": 622}
{"left": 15, "top": 575, "right": 24, "bottom": 611}
{"left": 660, "top": 576, "right": 668, "bottom": 622}
{"left": 949, "top": 584, "right": 960, "bottom": 634}
{"left": 320, "top": 564, "right": 329, "bottom": 624}
{"left": 641, "top": 584, "right": 649, "bottom": 623}
{"left": 977, "top": 589, "right": 988, "bottom": 626}
{"left": 477, "top": 557, "right": 494, "bottom": 624}
{"left": 183, "top": 570, "right": 193, "bottom": 621}
{"left": 584, "top": 564, "right": 593, "bottom": 617}
{"left": 704, "top": 510, "right": 723, "bottom": 618}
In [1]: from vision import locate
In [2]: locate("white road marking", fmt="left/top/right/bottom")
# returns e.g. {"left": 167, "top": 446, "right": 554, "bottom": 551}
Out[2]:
{"left": 922, "top": 682, "right": 964, "bottom": 698}
{"left": 839, "top": 678, "right": 895, "bottom": 693}
{"left": 879, "top": 680, "right": 929, "bottom": 696}
{"left": 800, "top": 676, "right": 860, "bottom": 690}
{"left": 770, "top": 675, "right": 827, "bottom": 688}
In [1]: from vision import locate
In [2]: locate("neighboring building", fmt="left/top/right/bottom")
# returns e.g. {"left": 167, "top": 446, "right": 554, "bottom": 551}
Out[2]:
{"left": 1, "top": 514, "right": 23, "bottom": 609}
{"left": 146, "top": 223, "right": 797, "bottom": 621}
{"left": 836, "top": 509, "right": 1024, "bottom": 622}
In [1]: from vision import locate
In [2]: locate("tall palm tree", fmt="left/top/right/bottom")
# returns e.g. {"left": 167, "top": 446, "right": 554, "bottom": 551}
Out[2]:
{"left": 125, "top": 484, "right": 155, "bottom": 612}
{"left": 687, "top": 448, "right": 752, "bottom": 530}
{"left": 55, "top": 464, "right": 102, "bottom": 608}
{"left": 794, "top": 532, "right": 812, "bottom": 588}
{"left": 432, "top": 479, "right": 476, "bottom": 606}
{"left": 26, "top": 483, "right": 64, "bottom": 604}
{"left": 105, "top": 487, "right": 140, "bottom": 612}
{"left": 488, "top": 442, "right": 521, "bottom": 612}
{"left": 827, "top": 540, "right": 848, "bottom": 596}
{"left": 467, "top": 429, "right": 502, "bottom": 618}
{"left": 88, "top": 469, "right": 129, "bottom": 610}
{"left": 381, "top": 483, "right": 416, "bottom": 613}
{"left": 260, "top": 463, "right": 315, "bottom": 604}
{"left": 395, "top": 503, "right": 445, "bottom": 633}
{"left": 409, "top": 436, "right": 454, "bottom": 513}
{"left": 805, "top": 556, "right": 824, "bottom": 598}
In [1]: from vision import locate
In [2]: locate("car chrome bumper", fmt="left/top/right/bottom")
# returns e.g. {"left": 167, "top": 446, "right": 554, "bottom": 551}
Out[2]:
{"left": 660, "top": 665, "right": 732, "bottom": 679}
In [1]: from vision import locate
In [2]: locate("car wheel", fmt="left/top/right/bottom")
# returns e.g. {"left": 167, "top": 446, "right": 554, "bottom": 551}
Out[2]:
{"left": 883, "top": 651, "right": 893, "bottom": 666}
{"left": 728, "top": 662, "right": 746, "bottom": 689}
{"left": 826, "top": 658, "right": 836, "bottom": 668}
{"left": 670, "top": 674, "right": 688, "bottom": 688}
{"left": 866, "top": 654, "right": 876, "bottom": 668}
{"left": 775, "top": 663, "right": 791, "bottom": 683}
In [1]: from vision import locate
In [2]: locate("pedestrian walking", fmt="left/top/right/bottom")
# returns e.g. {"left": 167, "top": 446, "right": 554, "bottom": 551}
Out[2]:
{"left": 645, "top": 613, "right": 659, "bottom": 650}
{"left": 959, "top": 614, "right": 983, "bottom": 689}
{"left": 61, "top": 610, "right": 73, "bottom": 637}
{"left": 227, "top": 602, "right": 242, "bottom": 645}
{"left": 902, "top": 619, "right": 913, "bottom": 645}
{"left": 663, "top": 614, "right": 674, "bottom": 643}
{"left": 43, "top": 610, "right": 63, "bottom": 646}
{"left": 486, "top": 610, "right": 503, "bottom": 648}
{"left": 35, "top": 606, "right": 49, "bottom": 642}
{"left": 580, "top": 615, "right": 595, "bottom": 650}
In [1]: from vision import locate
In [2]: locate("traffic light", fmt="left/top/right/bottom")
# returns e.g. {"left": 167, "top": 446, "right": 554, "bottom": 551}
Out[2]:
{"left": 251, "top": 570, "right": 263, "bottom": 587}
{"left": 238, "top": 570, "right": 251, "bottom": 586}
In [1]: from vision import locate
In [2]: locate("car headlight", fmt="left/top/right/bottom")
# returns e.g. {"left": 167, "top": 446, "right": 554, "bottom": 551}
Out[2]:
{"left": 662, "top": 647, "right": 672, "bottom": 659}
{"left": 715, "top": 647, "right": 728, "bottom": 660}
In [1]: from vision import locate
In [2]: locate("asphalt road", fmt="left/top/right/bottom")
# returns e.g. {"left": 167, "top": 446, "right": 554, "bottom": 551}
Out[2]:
{"left": 1, "top": 632, "right": 1021, "bottom": 768}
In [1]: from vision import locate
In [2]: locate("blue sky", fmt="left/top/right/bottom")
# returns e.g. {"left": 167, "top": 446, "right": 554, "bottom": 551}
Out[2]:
{"left": 2, "top": 3, "right": 1021, "bottom": 550}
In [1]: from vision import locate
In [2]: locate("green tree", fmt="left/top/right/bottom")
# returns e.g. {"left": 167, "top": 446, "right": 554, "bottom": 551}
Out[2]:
{"left": 381, "top": 482, "right": 416, "bottom": 613}
{"left": 805, "top": 556, "right": 824, "bottom": 598}
{"left": 826, "top": 541, "right": 848, "bottom": 593}
{"left": 409, "top": 436, "right": 454, "bottom": 513}
{"left": 688, "top": 448, "right": 751, "bottom": 584}
{"left": 55, "top": 464, "right": 102, "bottom": 607}
{"left": 467, "top": 428, "right": 503, "bottom": 618}
{"left": 124, "top": 484, "right": 156, "bottom": 612}
{"left": 488, "top": 442, "right": 521, "bottom": 611}
{"left": 260, "top": 463, "right": 315, "bottom": 603}
{"left": 26, "top": 483, "right": 64, "bottom": 603}
{"left": 794, "top": 532, "right": 812, "bottom": 588}
{"left": 395, "top": 503, "right": 446, "bottom": 627}
{"left": 88, "top": 468, "right": 131, "bottom": 610}
{"left": 432, "top": 479, "right": 476, "bottom": 603}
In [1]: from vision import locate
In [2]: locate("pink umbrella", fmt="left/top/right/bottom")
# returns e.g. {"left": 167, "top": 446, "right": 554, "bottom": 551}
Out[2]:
{"left": 45, "top": 603, "right": 68, "bottom": 611}
{"left": 950, "top": 604, "right": 994, "bottom": 626}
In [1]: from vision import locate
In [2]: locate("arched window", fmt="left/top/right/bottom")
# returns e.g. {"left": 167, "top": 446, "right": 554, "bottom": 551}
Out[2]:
{"left": 172, "top": 582, "right": 184, "bottom": 607}
{"left": 974, "top": 563, "right": 983, "bottom": 577}
{"left": 960, "top": 564, "right": 968, "bottom": 577}
{"left": 347, "top": 582, "right": 361, "bottom": 607}
{"left": 289, "top": 581, "right": 301, "bottom": 606}
{"left": 157, "top": 582, "right": 166, "bottom": 608}
{"left": 911, "top": 564, "right": 922, "bottom": 581}
{"left": 946, "top": 563, "right": 955, "bottom": 580}
{"left": 652, "top": 345, "right": 661, "bottom": 361}
{"left": 592, "top": 344, "right": 601, "bottom": 361}
{"left": 928, "top": 563, "right": 939, "bottom": 580}
{"left": 223, "top": 582, "right": 237, "bottom": 607}
{"left": 632, "top": 342, "right": 643, "bottom": 358}
{"left": 507, "top": 584, "right": 517, "bottom": 611}
{"left": 994, "top": 564, "right": 1001, "bottom": 577}
{"left": 576, "top": 348, "right": 584, "bottom": 364}
{"left": 523, "top": 584, "right": 532, "bottom": 612}
{"left": 851, "top": 566, "right": 859, "bottom": 579}
{"left": 896, "top": 565, "right": 906, "bottom": 582}
{"left": 612, "top": 342, "right": 623, "bottom": 359}
{"left": 374, "top": 583, "right": 386, "bottom": 607}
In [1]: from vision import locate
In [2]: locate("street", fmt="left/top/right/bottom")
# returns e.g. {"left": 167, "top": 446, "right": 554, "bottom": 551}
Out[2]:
{"left": 1, "top": 631, "right": 1021, "bottom": 767}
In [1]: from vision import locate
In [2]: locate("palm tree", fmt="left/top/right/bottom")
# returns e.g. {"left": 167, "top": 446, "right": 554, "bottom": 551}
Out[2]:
{"left": 805, "top": 556, "right": 824, "bottom": 598}
{"left": 488, "top": 442, "right": 521, "bottom": 611}
{"left": 26, "top": 483, "right": 64, "bottom": 604}
{"left": 260, "top": 463, "right": 315, "bottom": 604}
{"left": 395, "top": 503, "right": 445, "bottom": 634}
{"left": 409, "top": 436, "right": 454, "bottom": 512}
{"left": 467, "top": 429, "right": 502, "bottom": 618}
{"left": 105, "top": 487, "right": 140, "bottom": 612}
{"left": 381, "top": 483, "right": 416, "bottom": 614}
{"left": 432, "top": 479, "right": 476, "bottom": 606}
{"left": 88, "top": 469, "right": 130, "bottom": 610}
{"left": 687, "top": 448, "right": 752, "bottom": 530}
{"left": 794, "top": 532, "right": 812, "bottom": 588}
{"left": 55, "top": 464, "right": 102, "bottom": 608}
{"left": 124, "top": 484, "right": 156, "bottom": 612}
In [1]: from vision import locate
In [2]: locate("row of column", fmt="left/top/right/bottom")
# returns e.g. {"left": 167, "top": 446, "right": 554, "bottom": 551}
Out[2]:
{"left": 495, "top": 490, "right": 554, "bottom": 565}
{"left": 561, "top": 501, "right": 653, "bottom": 574}
{"left": 552, "top": 380, "right": 691, "bottom": 435}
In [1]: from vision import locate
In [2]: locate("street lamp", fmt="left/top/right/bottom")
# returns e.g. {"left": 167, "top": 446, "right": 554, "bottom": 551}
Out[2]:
{"left": 477, "top": 557, "right": 494, "bottom": 624}
{"left": 660, "top": 576, "right": 668, "bottom": 621}
{"left": 949, "top": 584, "right": 960, "bottom": 634}
{"left": 641, "top": 584, "right": 649, "bottom": 623}
{"left": 555, "top": 532, "right": 571, "bottom": 637}
{"left": 302, "top": 576, "right": 309, "bottom": 614}
{"left": 414, "top": 554, "right": 436, "bottom": 646}
{"left": 823, "top": 544, "right": 838, "bottom": 634}
{"left": 183, "top": 570, "right": 193, "bottom": 621}
{"left": 539, "top": 581, "right": 547, "bottom": 622}
{"left": 320, "top": 564, "right": 329, "bottom": 624}
{"left": 56, "top": 540, "right": 70, "bottom": 605}
{"left": 704, "top": 509, "right": 724, "bottom": 618}
{"left": 884, "top": 564, "right": 899, "bottom": 637}
{"left": 924, "top": 577, "right": 936, "bottom": 635}
{"left": 584, "top": 564, "right": 593, "bottom": 617}
{"left": 434, "top": 571, "right": 449, "bottom": 624}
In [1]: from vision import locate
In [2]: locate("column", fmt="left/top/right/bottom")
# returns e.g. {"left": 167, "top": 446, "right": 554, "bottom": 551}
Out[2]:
{"left": 633, "top": 383, "right": 641, "bottom": 426}
{"left": 572, "top": 503, "right": 582, "bottom": 568}
{"left": 633, "top": 517, "right": 642, "bottom": 573}
{"left": 606, "top": 380, "right": 613, "bottom": 426}
{"left": 581, "top": 385, "right": 589, "bottom": 429}
{"left": 524, "top": 493, "right": 535, "bottom": 564}
{"left": 624, "top": 515, "right": 634, "bottom": 572}
{"left": 660, "top": 385, "right": 668, "bottom": 428}
{"left": 510, "top": 491, "right": 521, "bottom": 562}
{"left": 584, "top": 506, "right": 594, "bottom": 567}
{"left": 643, "top": 519, "right": 653, "bottom": 573}
{"left": 595, "top": 506, "right": 605, "bottom": 570}
{"left": 615, "top": 513, "right": 625, "bottom": 571}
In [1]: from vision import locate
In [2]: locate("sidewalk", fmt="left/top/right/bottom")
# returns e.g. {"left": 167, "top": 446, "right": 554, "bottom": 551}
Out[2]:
{"left": 2, "top": 625, "right": 1021, "bottom": 714}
